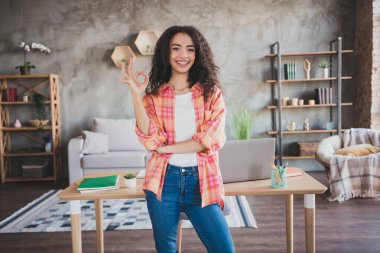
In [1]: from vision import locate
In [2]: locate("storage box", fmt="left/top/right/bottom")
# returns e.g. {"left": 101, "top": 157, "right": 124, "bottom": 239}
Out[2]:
{"left": 297, "top": 142, "right": 320, "bottom": 156}
{"left": 22, "top": 162, "right": 48, "bottom": 178}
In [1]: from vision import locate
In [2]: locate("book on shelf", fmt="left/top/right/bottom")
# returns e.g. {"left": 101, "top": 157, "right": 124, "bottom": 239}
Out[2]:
{"left": 77, "top": 175, "right": 120, "bottom": 193}
{"left": 284, "top": 62, "right": 296, "bottom": 80}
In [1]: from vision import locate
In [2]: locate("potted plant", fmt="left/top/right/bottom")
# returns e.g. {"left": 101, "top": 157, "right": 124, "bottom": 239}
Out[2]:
{"left": 233, "top": 107, "right": 253, "bottom": 140}
{"left": 15, "top": 42, "right": 50, "bottom": 75}
{"left": 124, "top": 173, "right": 137, "bottom": 188}
{"left": 318, "top": 61, "right": 331, "bottom": 78}
{"left": 29, "top": 93, "right": 49, "bottom": 128}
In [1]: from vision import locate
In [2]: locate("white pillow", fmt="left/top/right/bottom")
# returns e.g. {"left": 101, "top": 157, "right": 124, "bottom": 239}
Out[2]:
{"left": 81, "top": 130, "right": 109, "bottom": 154}
{"left": 92, "top": 118, "right": 145, "bottom": 151}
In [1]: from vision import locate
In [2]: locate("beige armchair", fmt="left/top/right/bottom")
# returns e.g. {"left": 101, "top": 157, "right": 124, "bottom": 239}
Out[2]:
{"left": 316, "top": 135, "right": 342, "bottom": 178}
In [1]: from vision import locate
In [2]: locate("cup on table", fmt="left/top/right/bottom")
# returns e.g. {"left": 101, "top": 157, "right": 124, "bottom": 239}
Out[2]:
{"left": 271, "top": 166, "right": 287, "bottom": 188}
{"left": 308, "top": 99, "right": 315, "bottom": 105}
{"left": 290, "top": 98, "right": 298, "bottom": 106}
{"left": 298, "top": 99, "right": 304, "bottom": 106}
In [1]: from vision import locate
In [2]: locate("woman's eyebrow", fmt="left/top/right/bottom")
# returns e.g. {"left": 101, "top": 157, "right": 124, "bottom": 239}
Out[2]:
{"left": 171, "top": 43, "right": 195, "bottom": 48}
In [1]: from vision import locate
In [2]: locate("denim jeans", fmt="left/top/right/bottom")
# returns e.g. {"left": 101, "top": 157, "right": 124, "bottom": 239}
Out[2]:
{"left": 145, "top": 164, "right": 235, "bottom": 253}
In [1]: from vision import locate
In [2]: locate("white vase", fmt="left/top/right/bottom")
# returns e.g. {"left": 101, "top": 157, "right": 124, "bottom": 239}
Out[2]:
{"left": 323, "top": 68, "right": 329, "bottom": 78}
{"left": 124, "top": 178, "right": 137, "bottom": 188}
{"left": 45, "top": 142, "right": 52, "bottom": 152}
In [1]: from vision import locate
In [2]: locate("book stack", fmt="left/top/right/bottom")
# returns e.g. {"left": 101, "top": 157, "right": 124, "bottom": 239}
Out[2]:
{"left": 77, "top": 175, "right": 120, "bottom": 193}
{"left": 5, "top": 88, "right": 17, "bottom": 102}
{"left": 314, "top": 88, "right": 333, "bottom": 104}
{"left": 284, "top": 63, "right": 296, "bottom": 80}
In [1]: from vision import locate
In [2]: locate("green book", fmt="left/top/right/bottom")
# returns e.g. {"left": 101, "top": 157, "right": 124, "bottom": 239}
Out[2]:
{"left": 77, "top": 175, "right": 120, "bottom": 192}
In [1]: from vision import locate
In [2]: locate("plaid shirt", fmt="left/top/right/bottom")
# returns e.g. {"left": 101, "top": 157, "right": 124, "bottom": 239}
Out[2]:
{"left": 135, "top": 82, "right": 226, "bottom": 207}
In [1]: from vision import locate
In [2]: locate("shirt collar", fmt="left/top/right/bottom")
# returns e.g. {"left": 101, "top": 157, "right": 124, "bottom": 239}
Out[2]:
{"left": 159, "top": 82, "right": 202, "bottom": 92}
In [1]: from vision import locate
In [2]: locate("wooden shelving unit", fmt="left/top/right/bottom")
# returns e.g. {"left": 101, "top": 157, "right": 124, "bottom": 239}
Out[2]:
{"left": 266, "top": 103, "right": 353, "bottom": 109}
{"left": 0, "top": 74, "right": 61, "bottom": 183}
{"left": 265, "top": 76, "right": 352, "bottom": 83}
{"left": 266, "top": 38, "right": 353, "bottom": 164}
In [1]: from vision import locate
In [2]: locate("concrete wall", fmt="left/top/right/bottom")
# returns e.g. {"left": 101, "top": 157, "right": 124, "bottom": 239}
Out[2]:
{"left": 0, "top": 0, "right": 356, "bottom": 174}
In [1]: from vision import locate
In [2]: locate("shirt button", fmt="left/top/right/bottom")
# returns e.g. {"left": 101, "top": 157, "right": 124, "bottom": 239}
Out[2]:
{"left": 182, "top": 169, "right": 185, "bottom": 173}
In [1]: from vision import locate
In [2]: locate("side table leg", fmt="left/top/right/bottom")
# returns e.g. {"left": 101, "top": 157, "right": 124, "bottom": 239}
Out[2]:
{"left": 70, "top": 200, "right": 82, "bottom": 253}
{"left": 95, "top": 199, "right": 104, "bottom": 253}
{"left": 286, "top": 194, "right": 293, "bottom": 253}
{"left": 304, "top": 194, "right": 315, "bottom": 253}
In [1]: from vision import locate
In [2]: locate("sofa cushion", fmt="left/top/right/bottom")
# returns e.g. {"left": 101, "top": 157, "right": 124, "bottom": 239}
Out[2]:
{"left": 335, "top": 144, "right": 380, "bottom": 156}
{"left": 81, "top": 130, "right": 108, "bottom": 154}
{"left": 82, "top": 151, "right": 147, "bottom": 169}
{"left": 92, "top": 118, "right": 145, "bottom": 151}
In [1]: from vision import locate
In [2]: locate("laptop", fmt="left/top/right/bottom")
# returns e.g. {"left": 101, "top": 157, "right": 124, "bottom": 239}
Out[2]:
{"left": 219, "top": 138, "right": 276, "bottom": 183}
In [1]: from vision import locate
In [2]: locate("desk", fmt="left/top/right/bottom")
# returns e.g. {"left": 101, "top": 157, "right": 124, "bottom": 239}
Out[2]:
{"left": 59, "top": 172, "right": 326, "bottom": 253}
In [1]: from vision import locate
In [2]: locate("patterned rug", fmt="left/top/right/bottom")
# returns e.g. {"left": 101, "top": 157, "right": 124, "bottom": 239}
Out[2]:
{"left": 0, "top": 190, "right": 257, "bottom": 233}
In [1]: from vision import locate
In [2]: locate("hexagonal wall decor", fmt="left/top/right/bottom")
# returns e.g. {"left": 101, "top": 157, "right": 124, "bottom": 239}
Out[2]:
{"left": 134, "top": 30, "right": 159, "bottom": 56}
{"left": 111, "top": 46, "right": 136, "bottom": 68}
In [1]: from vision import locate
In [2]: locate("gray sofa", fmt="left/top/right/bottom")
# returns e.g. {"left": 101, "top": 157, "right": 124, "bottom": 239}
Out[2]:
{"left": 68, "top": 118, "right": 148, "bottom": 184}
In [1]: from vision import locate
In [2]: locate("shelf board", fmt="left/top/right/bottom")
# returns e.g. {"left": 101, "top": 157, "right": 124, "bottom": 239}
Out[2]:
{"left": 265, "top": 76, "right": 352, "bottom": 83}
{"left": 4, "top": 152, "right": 54, "bottom": 157}
{"left": 265, "top": 50, "right": 354, "bottom": 58}
{"left": 0, "top": 75, "right": 52, "bottom": 79}
{"left": 1, "top": 126, "right": 52, "bottom": 131}
{"left": 266, "top": 103, "right": 353, "bottom": 109}
{"left": 0, "top": 101, "right": 51, "bottom": 105}
{"left": 276, "top": 155, "right": 316, "bottom": 160}
{"left": 267, "top": 129, "right": 347, "bottom": 135}
{"left": 5, "top": 176, "right": 55, "bottom": 182}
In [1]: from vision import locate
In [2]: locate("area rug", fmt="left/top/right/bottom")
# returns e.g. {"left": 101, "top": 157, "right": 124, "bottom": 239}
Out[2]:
{"left": 0, "top": 190, "right": 257, "bottom": 233}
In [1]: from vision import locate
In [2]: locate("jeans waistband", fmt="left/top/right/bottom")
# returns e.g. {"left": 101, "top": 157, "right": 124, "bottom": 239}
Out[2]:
{"left": 166, "top": 164, "right": 198, "bottom": 176}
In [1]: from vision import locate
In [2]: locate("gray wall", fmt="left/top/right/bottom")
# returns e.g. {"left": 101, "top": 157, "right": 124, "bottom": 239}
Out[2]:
{"left": 0, "top": 0, "right": 356, "bottom": 174}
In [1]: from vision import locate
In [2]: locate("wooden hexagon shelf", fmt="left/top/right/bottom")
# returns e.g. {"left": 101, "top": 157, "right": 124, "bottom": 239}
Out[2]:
{"left": 111, "top": 46, "right": 136, "bottom": 68}
{"left": 134, "top": 30, "right": 159, "bottom": 56}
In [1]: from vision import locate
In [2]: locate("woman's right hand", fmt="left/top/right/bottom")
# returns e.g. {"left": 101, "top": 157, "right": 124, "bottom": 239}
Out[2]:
{"left": 119, "top": 58, "right": 149, "bottom": 97}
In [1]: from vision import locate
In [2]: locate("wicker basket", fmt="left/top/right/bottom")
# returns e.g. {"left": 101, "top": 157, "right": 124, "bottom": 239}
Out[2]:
{"left": 297, "top": 142, "right": 320, "bottom": 156}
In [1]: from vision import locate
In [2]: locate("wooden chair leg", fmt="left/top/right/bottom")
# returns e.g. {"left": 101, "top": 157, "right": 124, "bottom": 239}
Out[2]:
{"left": 177, "top": 220, "right": 182, "bottom": 253}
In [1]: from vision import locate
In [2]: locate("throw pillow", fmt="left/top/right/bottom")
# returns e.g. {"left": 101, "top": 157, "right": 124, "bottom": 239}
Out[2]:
{"left": 335, "top": 144, "right": 380, "bottom": 156}
{"left": 81, "top": 130, "right": 109, "bottom": 154}
{"left": 92, "top": 118, "right": 145, "bottom": 151}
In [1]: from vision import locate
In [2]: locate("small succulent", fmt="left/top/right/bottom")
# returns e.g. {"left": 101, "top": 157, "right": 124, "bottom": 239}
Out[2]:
{"left": 318, "top": 61, "right": 331, "bottom": 68}
{"left": 124, "top": 173, "right": 136, "bottom": 179}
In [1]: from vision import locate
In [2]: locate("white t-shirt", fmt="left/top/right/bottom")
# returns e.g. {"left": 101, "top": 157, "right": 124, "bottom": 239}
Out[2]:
{"left": 168, "top": 92, "right": 198, "bottom": 167}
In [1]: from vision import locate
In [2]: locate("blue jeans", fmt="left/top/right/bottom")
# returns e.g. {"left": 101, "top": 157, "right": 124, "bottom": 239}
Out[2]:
{"left": 145, "top": 164, "right": 235, "bottom": 253}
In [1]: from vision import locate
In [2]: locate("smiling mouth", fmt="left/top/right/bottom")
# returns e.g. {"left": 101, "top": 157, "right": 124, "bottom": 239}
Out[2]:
{"left": 175, "top": 61, "right": 190, "bottom": 67}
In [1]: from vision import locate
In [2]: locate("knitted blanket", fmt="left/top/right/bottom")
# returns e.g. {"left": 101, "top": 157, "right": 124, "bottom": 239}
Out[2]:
{"left": 329, "top": 128, "right": 380, "bottom": 202}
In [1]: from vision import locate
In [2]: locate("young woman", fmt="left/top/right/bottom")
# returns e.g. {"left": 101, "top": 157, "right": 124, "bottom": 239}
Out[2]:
{"left": 119, "top": 26, "right": 235, "bottom": 253}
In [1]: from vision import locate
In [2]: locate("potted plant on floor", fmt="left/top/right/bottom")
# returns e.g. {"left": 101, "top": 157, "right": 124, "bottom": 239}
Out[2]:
{"left": 124, "top": 173, "right": 137, "bottom": 188}
{"left": 233, "top": 107, "right": 254, "bottom": 140}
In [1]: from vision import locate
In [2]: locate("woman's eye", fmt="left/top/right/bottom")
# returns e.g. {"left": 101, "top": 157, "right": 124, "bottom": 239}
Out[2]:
{"left": 188, "top": 48, "right": 195, "bottom": 52}
{"left": 172, "top": 47, "right": 180, "bottom": 51}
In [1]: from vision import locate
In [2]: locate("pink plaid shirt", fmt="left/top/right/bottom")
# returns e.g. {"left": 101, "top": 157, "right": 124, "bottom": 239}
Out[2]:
{"left": 135, "top": 82, "right": 226, "bottom": 207}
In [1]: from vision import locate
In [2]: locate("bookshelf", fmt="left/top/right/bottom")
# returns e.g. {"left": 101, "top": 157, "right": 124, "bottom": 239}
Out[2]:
{"left": 266, "top": 37, "right": 353, "bottom": 165}
{"left": 0, "top": 74, "right": 61, "bottom": 183}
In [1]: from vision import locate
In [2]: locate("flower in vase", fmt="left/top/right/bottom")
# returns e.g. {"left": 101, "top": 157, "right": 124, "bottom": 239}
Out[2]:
{"left": 15, "top": 41, "right": 51, "bottom": 74}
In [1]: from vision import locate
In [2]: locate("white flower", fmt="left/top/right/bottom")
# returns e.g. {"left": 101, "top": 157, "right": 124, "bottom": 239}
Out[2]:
{"left": 19, "top": 42, "right": 25, "bottom": 48}
{"left": 18, "top": 41, "right": 50, "bottom": 54}
{"left": 24, "top": 45, "right": 31, "bottom": 52}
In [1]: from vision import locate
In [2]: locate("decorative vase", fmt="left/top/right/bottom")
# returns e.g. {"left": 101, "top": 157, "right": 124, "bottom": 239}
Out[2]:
{"left": 124, "top": 178, "right": 137, "bottom": 188}
{"left": 14, "top": 119, "right": 22, "bottom": 128}
{"left": 45, "top": 142, "right": 52, "bottom": 152}
{"left": 323, "top": 68, "right": 329, "bottom": 78}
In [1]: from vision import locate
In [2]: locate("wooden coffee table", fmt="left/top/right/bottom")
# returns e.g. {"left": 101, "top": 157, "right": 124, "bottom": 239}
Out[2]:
{"left": 59, "top": 172, "right": 326, "bottom": 253}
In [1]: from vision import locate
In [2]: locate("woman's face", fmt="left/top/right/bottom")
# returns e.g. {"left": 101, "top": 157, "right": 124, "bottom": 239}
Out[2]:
{"left": 169, "top": 32, "right": 196, "bottom": 75}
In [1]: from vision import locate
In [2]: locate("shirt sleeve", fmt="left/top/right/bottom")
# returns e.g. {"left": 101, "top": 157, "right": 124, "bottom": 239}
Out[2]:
{"left": 135, "top": 95, "right": 167, "bottom": 151}
{"left": 192, "top": 88, "right": 226, "bottom": 156}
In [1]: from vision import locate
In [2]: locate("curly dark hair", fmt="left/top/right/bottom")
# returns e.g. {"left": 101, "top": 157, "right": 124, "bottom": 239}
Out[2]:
{"left": 147, "top": 26, "right": 220, "bottom": 101}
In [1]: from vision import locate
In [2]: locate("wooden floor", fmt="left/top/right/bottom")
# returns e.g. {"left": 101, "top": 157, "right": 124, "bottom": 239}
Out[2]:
{"left": 0, "top": 171, "right": 379, "bottom": 253}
